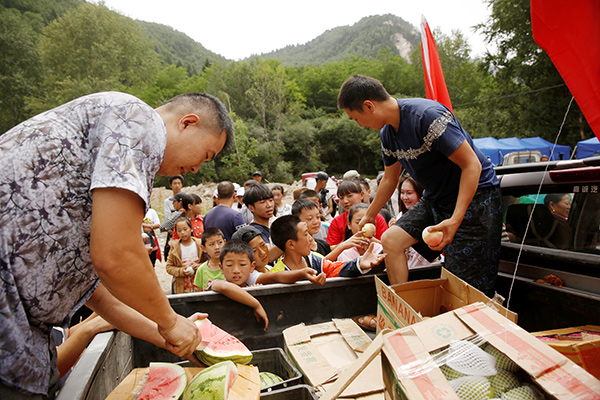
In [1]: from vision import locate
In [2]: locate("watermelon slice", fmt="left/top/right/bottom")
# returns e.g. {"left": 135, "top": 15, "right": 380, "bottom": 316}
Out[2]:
{"left": 183, "top": 361, "right": 238, "bottom": 400}
{"left": 194, "top": 319, "right": 253, "bottom": 366}
{"left": 137, "top": 362, "right": 186, "bottom": 400}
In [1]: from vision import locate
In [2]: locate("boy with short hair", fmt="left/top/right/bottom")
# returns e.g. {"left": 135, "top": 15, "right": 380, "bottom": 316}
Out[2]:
{"left": 270, "top": 215, "right": 386, "bottom": 276}
{"left": 243, "top": 184, "right": 274, "bottom": 244}
{"left": 291, "top": 199, "right": 331, "bottom": 256}
{"left": 338, "top": 74, "right": 501, "bottom": 294}
{"left": 231, "top": 225, "right": 274, "bottom": 272}
{"left": 194, "top": 228, "right": 226, "bottom": 291}
{"left": 210, "top": 240, "right": 326, "bottom": 331}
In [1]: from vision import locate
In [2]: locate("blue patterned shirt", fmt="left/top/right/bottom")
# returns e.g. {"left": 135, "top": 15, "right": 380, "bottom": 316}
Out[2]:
{"left": 0, "top": 92, "right": 166, "bottom": 394}
{"left": 380, "top": 98, "right": 498, "bottom": 205}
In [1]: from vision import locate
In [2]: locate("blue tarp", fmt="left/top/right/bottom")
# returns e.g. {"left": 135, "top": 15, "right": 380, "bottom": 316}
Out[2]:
{"left": 518, "top": 137, "right": 571, "bottom": 160}
{"left": 577, "top": 137, "right": 600, "bottom": 159}
{"left": 473, "top": 137, "right": 572, "bottom": 165}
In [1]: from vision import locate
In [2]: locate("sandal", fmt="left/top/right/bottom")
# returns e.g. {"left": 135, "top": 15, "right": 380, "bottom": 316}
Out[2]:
{"left": 353, "top": 315, "right": 377, "bottom": 331}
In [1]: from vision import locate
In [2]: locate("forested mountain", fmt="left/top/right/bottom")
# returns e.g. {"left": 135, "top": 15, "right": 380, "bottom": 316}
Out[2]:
{"left": 260, "top": 14, "right": 420, "bottom": 66}
{"left": 0, "top": 0, "right": 591, "bottom": 186}
{"left": 137, "top": 21, "right": 225, "bottom": 75}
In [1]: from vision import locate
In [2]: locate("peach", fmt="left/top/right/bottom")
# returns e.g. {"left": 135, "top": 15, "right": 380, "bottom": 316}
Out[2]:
{"left": 362, "top": 223, "right": 376, "bottom": 238}
{"left": 422, "top": 226, "right": 443, "bottom": 247}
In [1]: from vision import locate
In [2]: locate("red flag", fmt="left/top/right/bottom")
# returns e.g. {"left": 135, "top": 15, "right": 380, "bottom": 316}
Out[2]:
{"left": 531, "top": 0, "right": 600, "bottom": 139}
{"left": 420, "top": 16, "right": 453, "bottom": 112}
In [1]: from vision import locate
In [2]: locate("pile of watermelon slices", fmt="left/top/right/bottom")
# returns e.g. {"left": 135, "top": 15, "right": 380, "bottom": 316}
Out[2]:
{"left": 135, "top": 318, "right": 285, "bottom": 399}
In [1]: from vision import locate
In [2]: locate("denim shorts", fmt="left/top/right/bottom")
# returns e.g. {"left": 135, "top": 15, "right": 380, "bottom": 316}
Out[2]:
{"left": 397, "top": 185, "right": 503, "bottom": 294}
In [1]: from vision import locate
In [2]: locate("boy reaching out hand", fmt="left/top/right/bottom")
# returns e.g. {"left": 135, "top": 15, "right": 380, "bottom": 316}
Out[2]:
{"left": 270, "top": 215, "right": 386, "bottom": 276}
{"left": 209, "top": 240, "right": 326, "bottom": 331}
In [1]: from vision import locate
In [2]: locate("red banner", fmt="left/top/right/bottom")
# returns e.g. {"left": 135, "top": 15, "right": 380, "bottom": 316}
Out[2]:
{"left": 531, "top": 0, "right": 600, "bottom": 139}
{"left": 420, "top": 16, "right": 453, "bottom": 112}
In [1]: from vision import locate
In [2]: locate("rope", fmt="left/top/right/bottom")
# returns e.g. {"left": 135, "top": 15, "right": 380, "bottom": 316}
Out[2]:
{"left": 505, "top": 96, "right": 574, "bottom": 311}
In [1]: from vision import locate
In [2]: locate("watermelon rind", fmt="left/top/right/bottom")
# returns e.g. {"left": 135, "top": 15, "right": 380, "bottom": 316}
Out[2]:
{"left": 259, "top": 372, "right": 285, "bottom": 389}
{"left": 136, "top": 362, "right": 187, "bottom": 400}
{"left": 183, "top": 361, "right": 238, "bottom": 400}
{"left": 194, "top": 319, "right": 253, "bottom": 366}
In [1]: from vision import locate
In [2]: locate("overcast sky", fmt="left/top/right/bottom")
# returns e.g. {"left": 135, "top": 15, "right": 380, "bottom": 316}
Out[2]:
{"left": 98, "top": 0, "right": 494, "bottom": 60}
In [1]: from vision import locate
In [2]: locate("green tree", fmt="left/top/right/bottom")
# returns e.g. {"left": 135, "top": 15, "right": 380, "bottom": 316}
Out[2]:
{"left": 0, "top": 8, "right": 42, "bottom": 132}
{"left": 32, "top": 2, "right": 159, "bottom": 111}
{"left": 476, "top": 0, "right": 590, "bottom": 145}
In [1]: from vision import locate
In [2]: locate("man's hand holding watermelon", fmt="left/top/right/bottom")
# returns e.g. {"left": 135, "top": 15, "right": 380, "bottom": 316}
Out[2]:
{"left": 159, "top": 312, "right": 207, "bottom": 359}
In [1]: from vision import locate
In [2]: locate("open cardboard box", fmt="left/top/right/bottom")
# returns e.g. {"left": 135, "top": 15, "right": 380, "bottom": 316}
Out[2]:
{"left": 532, "top": 325, "right": 600, "bottom": 380}
{"left": 105, "top": 364, "right": 260, "bottom": 400}
{"left": 282, "top": 318, "right": 385, "bottom": 399}
{"left": 375, "top": 268, "right": 517, "bottom": 333}
{"left": 382, "top": 302, "right": 600, "bottom": 399}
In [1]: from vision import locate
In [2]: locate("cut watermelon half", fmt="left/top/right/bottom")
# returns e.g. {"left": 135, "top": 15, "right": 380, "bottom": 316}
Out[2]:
{"left": 137, "top": 362, "right": 186, "bottom": 400}
{"left": 194, "top": 318, "right": 253, "bottom": 366}
{"left": 183, "top": 361, "right": 238, "bottom": 400}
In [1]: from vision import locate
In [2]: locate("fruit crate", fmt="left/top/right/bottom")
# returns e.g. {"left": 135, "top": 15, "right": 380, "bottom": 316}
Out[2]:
{"left": 252, "top": 347, "right": 303, "bottom": 392}
{"left": 260, "top": 384, "right": 318, "bottom": 400}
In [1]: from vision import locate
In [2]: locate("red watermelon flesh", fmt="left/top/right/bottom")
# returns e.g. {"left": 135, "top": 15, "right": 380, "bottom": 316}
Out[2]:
{"left": 194, "top": 318, "right": 253, "bottom": 366}
{"left": 137, "top": 362, "right": 186, "bottom": 400}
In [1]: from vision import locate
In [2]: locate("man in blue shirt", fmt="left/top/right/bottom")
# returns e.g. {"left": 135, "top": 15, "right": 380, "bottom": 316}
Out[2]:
{"left": 338, "top": 74, "right": 502, "bottom": 296}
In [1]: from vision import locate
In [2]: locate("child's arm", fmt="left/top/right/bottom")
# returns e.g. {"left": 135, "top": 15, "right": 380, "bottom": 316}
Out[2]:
{"left": 257, "top": 268, "right": 326, "bottom": 286}
{"left": 320, "top": 243, "right": 387, "bottom": 277}
{"left": 210, "top": 281, "right": 269, "bottom": 331}
{"left": 325, "top": 232, "right": 369, "bottom": 261}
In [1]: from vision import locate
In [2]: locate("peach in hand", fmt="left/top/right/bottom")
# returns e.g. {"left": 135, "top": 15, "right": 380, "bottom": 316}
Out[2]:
{"left": 362, "top": 223, "right": 376, "bottom": 238}
{"left": 422, "top": 226, "right": 443, "bottom": 247}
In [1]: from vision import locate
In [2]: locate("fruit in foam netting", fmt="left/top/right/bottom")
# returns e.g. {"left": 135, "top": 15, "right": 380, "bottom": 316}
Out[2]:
{"left": 422, "top": 226, "right": 443, "bottom": 247}
{"left": 450, "top": 376, "right": 495, "bottom": 400}
{"left": 362, "top": 223, "right": 376, "bottom": 238}
{"left": 488, "top": 369, "right": 520, "bottom": 396}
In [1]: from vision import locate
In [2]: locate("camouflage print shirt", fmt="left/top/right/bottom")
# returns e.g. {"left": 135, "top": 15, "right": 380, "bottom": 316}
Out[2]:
{"left": 0, "top": 92, "right": 166, "bottom": 395}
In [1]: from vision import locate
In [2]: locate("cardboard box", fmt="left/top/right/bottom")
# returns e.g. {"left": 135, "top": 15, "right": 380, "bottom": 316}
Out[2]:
{"left": 381, "top": 303, "right": 600, "bottom": 400}
{"left": 282, "top": 318, "right": 385, "bottom": 399}
{"left": 532, "top": 325, "right": 600, "bottom": 379}
{"left": 375, "top": 268, "right": 517, "bottom": 333}
{"left": 105, "top": 364, "right": 260, "bottom": 400}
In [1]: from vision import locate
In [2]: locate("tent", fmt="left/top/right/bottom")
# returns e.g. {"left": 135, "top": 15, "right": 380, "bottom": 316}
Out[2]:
{"left": 577, "top": 137, "right": 600, "bottom": 159}
{"left": 519, "top": 137, "right": 571, "bottom": 160}
{"left": 472, "top": 137, "right": 521, "bottom": 166}
{"left": 474, "top": 137, "right": 572, "bottom": 165}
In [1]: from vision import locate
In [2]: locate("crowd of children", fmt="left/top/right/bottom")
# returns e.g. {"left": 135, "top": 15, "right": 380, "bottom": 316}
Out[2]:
{"left": 149, "top": 170, "right": 438, "bottom": 331}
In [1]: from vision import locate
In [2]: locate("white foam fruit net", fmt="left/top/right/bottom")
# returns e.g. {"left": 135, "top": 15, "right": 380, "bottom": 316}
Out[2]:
{"left": 445, "top": 339, "right": 497, "bottom": 377}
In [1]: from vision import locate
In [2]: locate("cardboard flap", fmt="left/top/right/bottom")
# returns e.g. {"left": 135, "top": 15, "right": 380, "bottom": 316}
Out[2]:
{"left": 285, "top": 340, "right": 338, "bottom": 386}
{"left": 282, "top": 323, "right": 311, "bottom": 345}
{"left": 334, "top": 318, "right": 372, "bottom": 353}
{"left": 229, "top": 364, "right": 260, "bottom": 400}
{"left": 455, "top": 303, "right": 600, "bottom": 399}
{"left": 383, "top": 328, "right": 460, "bottom": 400}
{"left": 319, "top": 333, "right": 386, "bottom": 400}
{"left": 307, "top": 321, "right": 340, "bottom": 337}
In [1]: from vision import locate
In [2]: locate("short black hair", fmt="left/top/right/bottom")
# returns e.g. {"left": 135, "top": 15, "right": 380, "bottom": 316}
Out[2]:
{"left": 162, "top": 92, "right": 234, "bottom": 154}
{"left": 201, "top": 227, "right": 224, "bottom": 245}
{"left": 219, "top": 239, "right": 253, "bottom": 264}
{"left": 292, "top": 198, "right": 319, "bottom": 215}
{"left": 337, "top": 74, "right": 390, "bottom": 111}
{"left": 347, "top": 203, "right": 368, "bottom": 223}
{"left": 217, "top": 181, "right": 235, "bottom": 199}
{"left": 173, "top": 192, "right": 192, "bottom": 203}
{"left": 337, "top": 179, "right": 363, "bottom": 198}
{"left": 244, "top": 179, "right": 260, "bottom": 189}
{"left": 169, "top": 175, "right": 184, "bottom": 185}
{"left": 271, "top": 184, "right": 284, "bottom": 194}
{"left": 270, "top": 214, "right": 302, "bottom": 251}
{"left": 243, "top": 184, "right": 273, "bottom": 207}
{"left": 299, "top": 189, "right": 319, "bottom": 200}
